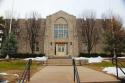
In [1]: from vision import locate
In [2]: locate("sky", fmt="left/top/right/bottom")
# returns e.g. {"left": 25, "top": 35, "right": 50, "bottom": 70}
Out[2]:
{"left": 0, "top": 0, "right": 125, "bottom": 25}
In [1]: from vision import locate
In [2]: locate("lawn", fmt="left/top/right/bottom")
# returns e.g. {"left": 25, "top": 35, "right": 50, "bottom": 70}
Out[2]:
{"left": 0, "top": 59, "right": 44, "bottom": 83}
{"left": 83, "top": 60, "right": 125, "bottom": 71}
{"left": 0, "top": 60, "right": 41, "bottom": 71}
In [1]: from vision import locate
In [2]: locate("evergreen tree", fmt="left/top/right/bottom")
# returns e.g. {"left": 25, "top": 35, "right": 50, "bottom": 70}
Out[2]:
{"left": 103, "top": 17, "right": 125, "bottom": 54}
{"left": 1, "top": 32, "right": 18, "bottom": 55}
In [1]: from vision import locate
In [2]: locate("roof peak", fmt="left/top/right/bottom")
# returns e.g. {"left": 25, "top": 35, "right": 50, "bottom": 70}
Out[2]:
{"left": 55, "top": 10, "right": 69, "bottom": 14}
{"left": 50, "top": 10, "right": 74, "bottom": 16}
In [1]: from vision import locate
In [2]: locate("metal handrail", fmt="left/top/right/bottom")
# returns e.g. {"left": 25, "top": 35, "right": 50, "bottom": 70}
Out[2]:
{"left": 72, "top": 59, "right": 80, "bottom": 83}
{"left": 117, "top": 60, "right": 125, "bottom": 76}
{"left": 18, "top": 59, "right": 32, "bottom": 83}
{"left": 112, "top": 57, "right": 125, "bottom": 79}
{"left": 117, "top": 60, "right": 125, "bottom": 68}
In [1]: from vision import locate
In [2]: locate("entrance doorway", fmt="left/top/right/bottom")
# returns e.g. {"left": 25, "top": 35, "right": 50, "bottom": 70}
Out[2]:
{"left": 55, "top": 43, "right": 68, "bottom": 56}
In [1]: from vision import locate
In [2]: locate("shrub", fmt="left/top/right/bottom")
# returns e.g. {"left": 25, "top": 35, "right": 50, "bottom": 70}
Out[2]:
{"left": 0, "top": 53, "right": 45, "bottom": 59}
{"left": 0, "top": 55, "right": 6, "bottom": 58}
{"left": 79, "top": 53, "right": 124, "bottom": 57}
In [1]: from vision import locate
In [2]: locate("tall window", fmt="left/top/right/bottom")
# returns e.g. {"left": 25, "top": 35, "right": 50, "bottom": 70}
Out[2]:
{"left": 54, "top": 24, "right": 68, "bottom": 39}
{"left": 34, "top": 42, "right": 39, "bottom": 51}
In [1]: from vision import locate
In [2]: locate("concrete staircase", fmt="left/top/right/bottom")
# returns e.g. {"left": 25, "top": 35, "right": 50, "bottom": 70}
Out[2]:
{"left": 46, "top": 57, "right": 80, "bottom": 66}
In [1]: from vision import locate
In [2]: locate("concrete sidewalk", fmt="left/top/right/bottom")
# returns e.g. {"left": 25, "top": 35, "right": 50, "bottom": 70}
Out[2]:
{"left": 29, "top": 66, "right": 120, "bottom": 83}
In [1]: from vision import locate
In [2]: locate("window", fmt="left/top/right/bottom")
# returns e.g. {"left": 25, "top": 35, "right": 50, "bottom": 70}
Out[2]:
{"left": 54, "top": 24, "right": 68, "bottom": 39}
{"left": 35, "top": 42, "right": 39, "bottom": 51}
{"left": 62, "top": 46, "right": 64, "bottom": 52}
{"left": 36, "top": 42, "right": 39, "bottom": 51}
{"left": 58, "top": 46, "right": 61, "bottom": 52}
{"left": 0, "top": 43, "right": 1, "bottom": 48}
{"left": 58, "top": 44, "right": 65, "bottom": 52}
{"left": 0, "top": 37, "right": 2, "bottom": 41}
{"left": 0, "top": 30, "right": 3, "bottom": 34}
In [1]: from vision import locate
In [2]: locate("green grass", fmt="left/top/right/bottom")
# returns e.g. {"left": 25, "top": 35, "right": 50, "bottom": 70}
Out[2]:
{"left": 84, "top": 60, "right": 125, "bottom": 71}
{"left": 92, "top": 61, "right": 115, "bottom": 67}
{"left": 93, "top": 61, "right": 125, "bottom": 67}
{"left": 0, "top": 60, "right": 41, "bottom": 71}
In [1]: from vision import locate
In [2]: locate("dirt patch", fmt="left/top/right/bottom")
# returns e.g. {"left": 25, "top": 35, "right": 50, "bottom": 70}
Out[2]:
{"left": 1, "top": 66, "right": 44, "bottom": 83}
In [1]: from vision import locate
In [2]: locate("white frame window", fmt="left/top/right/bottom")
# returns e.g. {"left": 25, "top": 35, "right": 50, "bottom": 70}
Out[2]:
{"left": 54, "top": 24, "right": 68, "bottom": 39}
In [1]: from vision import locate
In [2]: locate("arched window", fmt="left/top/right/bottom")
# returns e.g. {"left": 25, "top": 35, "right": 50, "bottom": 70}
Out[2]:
{"left": 54, "top": 17, "right": 68, "bottom": 39}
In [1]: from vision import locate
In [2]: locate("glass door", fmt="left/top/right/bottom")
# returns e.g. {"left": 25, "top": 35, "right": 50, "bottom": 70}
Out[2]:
{"left": 56, "top": 44, "right": 67, "bottom": 56}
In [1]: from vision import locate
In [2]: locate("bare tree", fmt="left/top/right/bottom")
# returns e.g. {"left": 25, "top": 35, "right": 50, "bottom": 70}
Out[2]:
{"left": 4, "top": 11, "right": 12, "bottom": 37}
{"left": 79, "top": 11, "right": 100, "bottom": 54}
{"left": 26, "top": 12, "right": 41, "bottom": 54}
{"left": 4, "top": 11, "right": 18, "bottom": 37}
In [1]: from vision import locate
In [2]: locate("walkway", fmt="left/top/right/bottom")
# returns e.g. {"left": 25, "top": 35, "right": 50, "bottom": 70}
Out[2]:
{"left": 29, "top": 66, "right": 120, "bottom": 83}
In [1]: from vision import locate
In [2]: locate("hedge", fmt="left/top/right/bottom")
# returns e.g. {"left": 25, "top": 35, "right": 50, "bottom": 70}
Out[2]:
{"left": 0, "top": 53, "right": 45, "bottom": 58}
{"left": 79, "top": 53, "right": 125, "bottom": 58}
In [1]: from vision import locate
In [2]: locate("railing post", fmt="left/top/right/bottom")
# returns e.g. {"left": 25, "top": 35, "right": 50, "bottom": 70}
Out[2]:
{"left": 18, "top": 59, "right": 32, "bottom": 83}
{"left": 115, "top": 56, "right": 119, "bottom": 79}
{"left": 28, "top": 59, "right": 32, "bottom": 81}
{"left": 73, "top": 59, "right": 76, "bottom": 82}
{"left": 112, "top": 49, "right": 125, "bottom": 81}
{"left": 72, "top": 58, "right": 80, "bottom": 83}
{"left": 113, "top": 48, "right": 119, "bottom": 79}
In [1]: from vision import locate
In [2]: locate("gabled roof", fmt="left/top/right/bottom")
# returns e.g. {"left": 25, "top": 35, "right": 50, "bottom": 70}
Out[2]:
{"left": 50, "top": 10, "right": 74, "bottom": 17}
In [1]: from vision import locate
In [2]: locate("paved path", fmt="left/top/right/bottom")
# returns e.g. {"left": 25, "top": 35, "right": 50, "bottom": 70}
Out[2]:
{"left": 29, "top": 66, "right": 120, "bottom": 83}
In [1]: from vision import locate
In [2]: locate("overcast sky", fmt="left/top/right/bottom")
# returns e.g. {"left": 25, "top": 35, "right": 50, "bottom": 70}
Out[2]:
{"left": 0, "top": 0, "right": 125, "bottom": 25}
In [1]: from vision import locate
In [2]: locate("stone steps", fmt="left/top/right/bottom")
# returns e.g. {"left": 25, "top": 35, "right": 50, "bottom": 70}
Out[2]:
{"left": 46, "top": 58, "right": 81, "bottom": 66}
{"left": 48, "top": 56, "right": 71, "bottom": 59}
